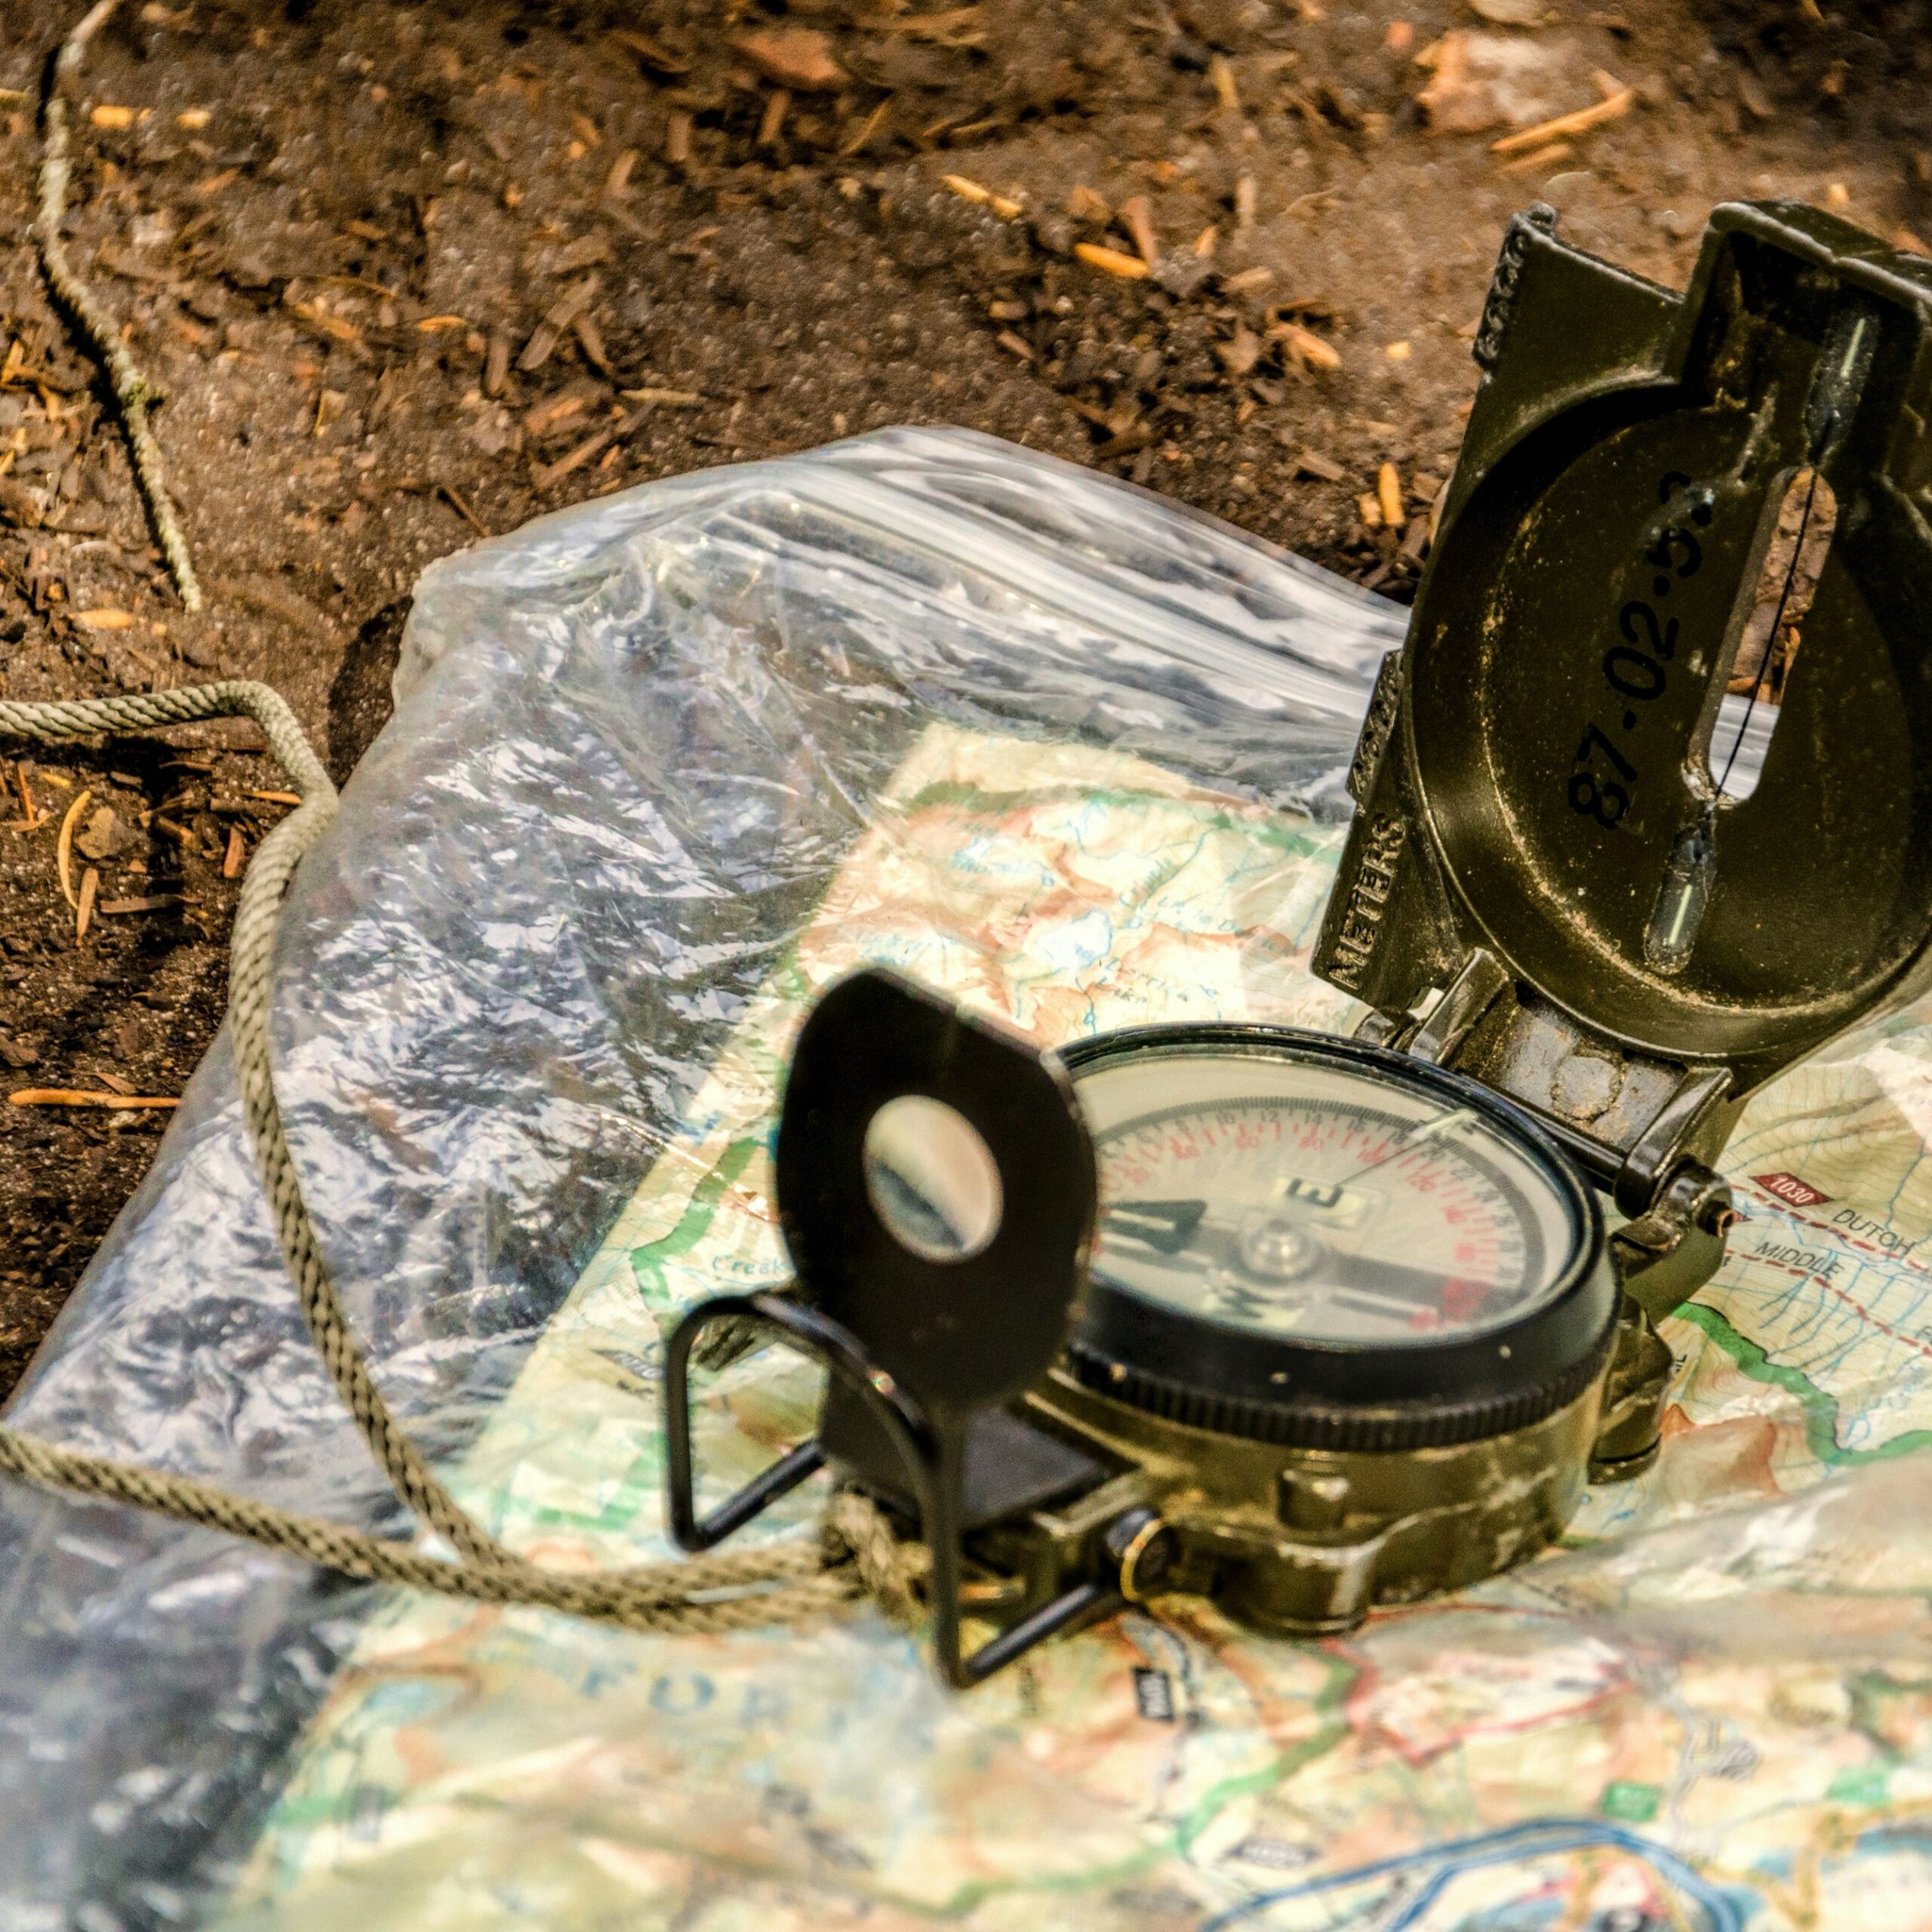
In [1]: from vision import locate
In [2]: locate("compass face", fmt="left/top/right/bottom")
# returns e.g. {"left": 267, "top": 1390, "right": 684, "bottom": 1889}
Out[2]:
{"left": 1070, "top": 1042, "right": 1582, "bottom": 1349}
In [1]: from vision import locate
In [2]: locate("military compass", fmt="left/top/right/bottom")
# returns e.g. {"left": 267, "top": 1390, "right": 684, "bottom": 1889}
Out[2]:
{"left": 666, "top": 201, "right": 1932, "bottom": 1685}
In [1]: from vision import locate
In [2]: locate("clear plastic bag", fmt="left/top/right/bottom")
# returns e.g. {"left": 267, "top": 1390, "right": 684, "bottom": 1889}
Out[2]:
{"left": 5, "top": 427, "right": 1928, "bottom": 1932}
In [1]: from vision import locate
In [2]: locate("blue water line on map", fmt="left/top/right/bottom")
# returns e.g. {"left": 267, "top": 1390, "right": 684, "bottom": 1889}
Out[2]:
{"left": 1197, "top": 1819, "right": 1750, "bottom": 1932}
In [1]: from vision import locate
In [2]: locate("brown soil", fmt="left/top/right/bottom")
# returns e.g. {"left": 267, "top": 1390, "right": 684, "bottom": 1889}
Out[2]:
{"left": 0, "top": 0, "right": 1912, "bottom": 1395}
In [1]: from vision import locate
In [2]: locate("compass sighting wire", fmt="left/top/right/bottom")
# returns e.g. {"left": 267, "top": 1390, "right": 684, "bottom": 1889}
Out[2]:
{"left": 1713, "top": 466, "right": 1821, "bottom": 801}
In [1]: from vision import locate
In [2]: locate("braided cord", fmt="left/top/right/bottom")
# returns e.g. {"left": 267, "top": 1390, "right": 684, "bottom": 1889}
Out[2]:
{"left": 0, "top": 681, "right": 894, "bottom": 1634}
{"left": 36, "top": 0, "right": 205, "bottom": 611}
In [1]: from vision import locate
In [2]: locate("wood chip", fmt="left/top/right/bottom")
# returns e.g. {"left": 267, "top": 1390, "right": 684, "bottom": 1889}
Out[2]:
{"left": 758, "top": 88, "right": 792, "bottom": 148}
{"left": 484, "top": 332, "right": 511, "bottom": 398}
{"left": 98, "top": 894, "right": 188, "bottom": 915}
{"left": 75, "top": 866, "right": 97, "bottom": 944}
{"left": 288, "top": 299, "right": 361, "bottom": 348}
{"left": 838, "top": 99, "right": 891, "bottom": 156}
{"left": 517, "top": 323, "right": 560, "bottom": 375}
{"left": 1094, "top": 424, "right": 1155, "bottom": 461}
{"left": 574, "top": 312, "right": 614, "bottom": 377}
{"left": 1118, "top": 195, "right": 1159, "bottom": 267}
{"left": 942, "top": 174, "right": 1022, "bottom": 220}
{"left": 7, "top": 1088, "right": 179, "bottom": 1110}
{"left": 551, "top": 233, "right": 612, "bottom": 275}
{"left": 55, "top": 786, "right": 91, "bottom": 909}
{"left": 1217, "top": 323, "right": 1261, "bottom": 378}
{"left": 436, "top": 482, "right": 488, "bottom": 537}
{"left": 525, "top": 387, "right": 594, "bottom": 436}
{"left": 1358, "top": 491, "right": 1384, "bottom": 529}
{"left": 734, "top": 26, "right": 843, "bottom": 91}
{"left": 852, "top": 6, "right": 983, "bottom": 37}
{"left": 619, "top": 386, "right": 705, "bottom": 408}
{"left": 665, "top": 109, "right": 692, "bottom": 165}
{"left": 1275, "top": 321, "right": 1342, "bottom": 371}
{"left": 1502, "top": 138, "right": 1571, "bottom": 173}
{"left": 609, "top": 28, "right": 691, "bottom": 75}
{"left": 1208, "top": 54, "right": 1240, "bottom": 115}
{"left": 1067, "top": 184, "right": 1109, "bottom": 222}
{"left": 245, "top": 789, "right": 303, "bottom": 807}
{"left": 416, "top": 314, "right": 467, "bottom": 334}
{"left": 75, "top": 607, "right": 136, "bottom": 629}
{"left": 1377, "top": 460, "right": 1404, "bottom": 528}
{"left": 1294, "top": 448, "right": 1347, "bottom": 482}
{"left": 602, "top": 148, "right": 638, "bottom": 199}
{"left": 531, "top": 406, "right": 646, "bottom": 491}
{"left": 1075, "top": 242, "right": 1151, "bottom": 281}
{"left": 194, "top": 168, "right": 240, "bottom": 198}
{"left": 995, "top": 329, "right": 1034, "bottom": 361}
{"left": 1490, "top": 85, "right": 1634, "bottom": 154}
{"left": 90, "top": 104, "right": 137, "bottom": 130}
{"left": 223, "top": 824, "right": 245, "bottom": 878}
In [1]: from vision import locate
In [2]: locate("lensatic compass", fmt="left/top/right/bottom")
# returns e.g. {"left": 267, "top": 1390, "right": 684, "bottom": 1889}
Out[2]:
{"left": 666, "top": 200, "right": 1932, "bottom": 1685}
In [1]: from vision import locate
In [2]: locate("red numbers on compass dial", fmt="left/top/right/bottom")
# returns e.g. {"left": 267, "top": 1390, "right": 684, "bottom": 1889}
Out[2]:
{"left": 1567, "top": 472, "right": 1715, "bottom": 830}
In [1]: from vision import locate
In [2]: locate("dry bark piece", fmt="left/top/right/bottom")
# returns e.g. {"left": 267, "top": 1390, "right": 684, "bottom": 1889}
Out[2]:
{"left": 735, "top": 28, "right": 843, "bottom": 92}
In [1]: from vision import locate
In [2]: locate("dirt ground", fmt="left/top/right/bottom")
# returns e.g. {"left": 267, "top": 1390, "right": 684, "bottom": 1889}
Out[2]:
{"left": 0, "top": 0, "right": 1913, "bottom": 1395}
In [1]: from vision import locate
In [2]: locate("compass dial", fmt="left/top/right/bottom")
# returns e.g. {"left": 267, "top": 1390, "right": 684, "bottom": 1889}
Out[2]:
{"left": 1071, "top": 1042, "right": 1580, "bottom": 1349}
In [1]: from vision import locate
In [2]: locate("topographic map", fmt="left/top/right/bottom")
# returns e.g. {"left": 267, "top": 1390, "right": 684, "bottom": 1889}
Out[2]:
{"left": 217, "top": 724, "right": 1932, "bottom": 1932}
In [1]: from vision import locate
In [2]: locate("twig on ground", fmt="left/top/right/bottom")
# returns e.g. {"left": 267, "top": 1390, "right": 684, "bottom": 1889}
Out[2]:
{"left": 36, "top": 0, "right": 205, "bottom": 611}
{"left": 7, "top": 1086, "right": 178, "bottom": 1109}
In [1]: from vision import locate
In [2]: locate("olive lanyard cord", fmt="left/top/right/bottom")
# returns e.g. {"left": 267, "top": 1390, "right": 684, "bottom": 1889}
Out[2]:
{"left": 0, "top": 8, "right": 911, "bottom": 1638}
{"left": 0, "top": 683, "right": 910, "bottom": 1635}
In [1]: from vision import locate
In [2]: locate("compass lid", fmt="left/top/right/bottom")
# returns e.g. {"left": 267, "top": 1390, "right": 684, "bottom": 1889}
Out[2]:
{"left": 1316, "top": 202, "right": 1932, "bottom": 1188}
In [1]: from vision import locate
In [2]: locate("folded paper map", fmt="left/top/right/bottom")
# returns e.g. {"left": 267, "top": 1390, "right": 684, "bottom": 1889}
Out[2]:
{"left": 217, "top": 723, "right": 1932, "bottom": 1932}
